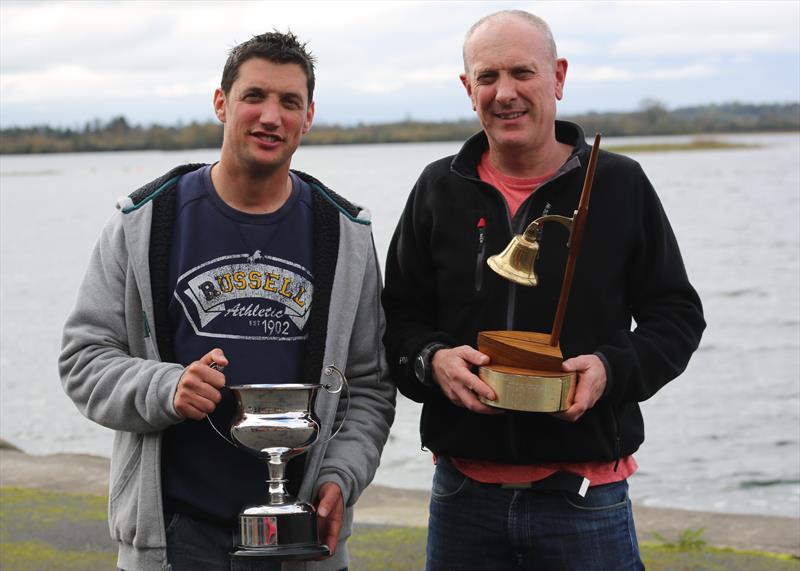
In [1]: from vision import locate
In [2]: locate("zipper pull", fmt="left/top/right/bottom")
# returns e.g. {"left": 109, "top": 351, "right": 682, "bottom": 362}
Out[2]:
{"left": 475, "top": 217, "right": 487, "bottom": 294}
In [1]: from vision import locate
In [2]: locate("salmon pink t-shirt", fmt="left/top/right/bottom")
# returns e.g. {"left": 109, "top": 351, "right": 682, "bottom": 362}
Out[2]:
{"left": 477, "top": 151, "right": 554, "bottom": 218}
{"left": 450, "top": 455, "right": 638, "bottom": 487}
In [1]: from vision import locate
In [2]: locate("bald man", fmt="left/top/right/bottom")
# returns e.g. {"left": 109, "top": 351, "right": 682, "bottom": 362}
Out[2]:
{"left": 383, "top": 10, "right": 704, "bottom": 571}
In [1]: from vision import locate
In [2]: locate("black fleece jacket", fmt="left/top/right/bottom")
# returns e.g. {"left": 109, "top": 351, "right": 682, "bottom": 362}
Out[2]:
{"left": 382, "top": 121, "right": 705, "bottom": 464}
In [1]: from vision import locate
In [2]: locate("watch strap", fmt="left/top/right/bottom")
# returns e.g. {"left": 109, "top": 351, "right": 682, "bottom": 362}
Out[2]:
{"left": 418, "top": 342, "right": 449, "bottom": 387}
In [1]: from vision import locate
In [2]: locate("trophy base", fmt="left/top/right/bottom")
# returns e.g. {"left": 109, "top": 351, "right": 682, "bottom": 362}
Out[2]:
{"left": 231, "top": 543, "right": 330, "bottom": 561}
{"left": 236, "top": 501, "right": 327, "bottom": 562}
{"left": 478, "top": 365, "right": 575, "bottom": 412}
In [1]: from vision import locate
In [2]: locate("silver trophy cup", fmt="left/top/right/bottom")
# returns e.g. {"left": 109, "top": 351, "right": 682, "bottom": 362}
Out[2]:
{"left": 209, "top": 365, "right": 347, "bottom": 562}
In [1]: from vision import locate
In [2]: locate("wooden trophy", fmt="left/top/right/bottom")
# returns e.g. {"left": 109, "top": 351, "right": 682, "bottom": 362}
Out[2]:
{"left": 477, "top": 134, "right": 601, "bottom": 413}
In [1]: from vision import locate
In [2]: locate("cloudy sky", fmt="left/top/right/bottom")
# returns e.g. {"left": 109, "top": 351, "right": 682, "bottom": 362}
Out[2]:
{"left": 1, "top": 0, "right": 798, "bottom": 128}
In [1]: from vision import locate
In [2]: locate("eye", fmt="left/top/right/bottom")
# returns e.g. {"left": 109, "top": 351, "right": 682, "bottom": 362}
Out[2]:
{"left": 243, "top": 91, "right": 263, "bottom": 102}
{"left": 514, "top": 69, "right": 536, "bottom": 79}
{"left": 476, "top": 72, "right": 496, "bottom": 85}
{"left": 282, "top": 97, "right": 303, "bottom": 110}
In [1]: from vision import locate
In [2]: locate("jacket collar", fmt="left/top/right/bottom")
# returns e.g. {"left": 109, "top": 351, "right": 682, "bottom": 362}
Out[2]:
{"left": 450, "top": 120, "right": 589, "bottom": 179}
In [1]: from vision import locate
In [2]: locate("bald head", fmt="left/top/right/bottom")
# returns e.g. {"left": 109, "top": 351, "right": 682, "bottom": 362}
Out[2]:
{"left": 463, "top": 10, "right": 558, "bottom": 73}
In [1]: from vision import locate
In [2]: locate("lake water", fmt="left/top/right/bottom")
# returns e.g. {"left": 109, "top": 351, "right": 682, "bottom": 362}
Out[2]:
{"left": 1, "top": 133, "right": 798, "bottom": 518}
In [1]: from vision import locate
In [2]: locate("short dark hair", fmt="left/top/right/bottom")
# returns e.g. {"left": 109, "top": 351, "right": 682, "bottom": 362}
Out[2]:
{"left": 220, "top": 31, "right": 316, "bottom": 101}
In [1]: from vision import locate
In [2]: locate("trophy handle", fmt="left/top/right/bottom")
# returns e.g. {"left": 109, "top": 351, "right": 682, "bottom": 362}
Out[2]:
{"left": 321, "top": 365, "right": 350, "bottom": 444}
{"left": 206, "top": 412, "right": 238, "bottom": 447}
{"left": 206, "top": 362, "right": 238, "bottom": 448}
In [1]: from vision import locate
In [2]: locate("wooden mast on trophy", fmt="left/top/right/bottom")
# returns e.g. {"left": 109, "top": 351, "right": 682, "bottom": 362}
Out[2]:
{"left": 477, "top": 133, "right": 602, "bottom": 412}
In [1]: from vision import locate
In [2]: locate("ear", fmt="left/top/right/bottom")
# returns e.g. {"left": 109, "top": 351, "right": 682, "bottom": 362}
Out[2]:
{"left": 213, "top": 88, "right": 226, "bottom": 122}
{"left": 302, "top": 100, "right": 315, "bottom": 135}
{"left": 554, "top": 58, "right": 568, "bottom": 101}
{"left": 460, "top": 73, "right": 476, "bottom": 111}
{"left": 459, "top": 73, "right": 471, "bottom": 96}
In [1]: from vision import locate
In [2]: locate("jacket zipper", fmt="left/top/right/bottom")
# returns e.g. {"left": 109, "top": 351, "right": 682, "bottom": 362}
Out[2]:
{"left": 142, "top": 310, "right": 151, "bottom": 338}
{"left": 612, "top": 405, "right": 622, "bottom": 471}
{"left": 475, "top": 217, "right": 487, "bottom": 293}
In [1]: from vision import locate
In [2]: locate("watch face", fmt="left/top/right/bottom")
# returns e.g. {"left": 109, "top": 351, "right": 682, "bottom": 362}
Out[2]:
{"left": 414, "top": 354, "right": 426, "bottom": 382}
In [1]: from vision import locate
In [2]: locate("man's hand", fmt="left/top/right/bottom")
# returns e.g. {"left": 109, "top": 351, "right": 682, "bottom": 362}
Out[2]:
{"left": 316, "top": 482, "right": 344, "bottom": 557}
{"left": 431, "top": 346, "right": 501, "bottom": 414}
{"left": 173, "top": 348, "right": 228, "bottom": 420}
{"left": 553, "top": 354, "right": 607, "bottom": 422}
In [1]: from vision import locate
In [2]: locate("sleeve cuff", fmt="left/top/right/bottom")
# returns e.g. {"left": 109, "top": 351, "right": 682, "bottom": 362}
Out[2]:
{"left": 314, "top": 471, "right": 353, "bottom": 507}
{"left": 593, "top": 351, "right": 613, "bottom": 399}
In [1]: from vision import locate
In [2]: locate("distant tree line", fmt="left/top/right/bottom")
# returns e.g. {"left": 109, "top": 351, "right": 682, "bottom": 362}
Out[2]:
{"left": 1, "top": 102, "right": 797, "bottom": 155}
{"left": 0, "top": 117, "right": 223, "bottom": 155}
{"left": 568, "top": 101, "right": 800, "bottom": 137}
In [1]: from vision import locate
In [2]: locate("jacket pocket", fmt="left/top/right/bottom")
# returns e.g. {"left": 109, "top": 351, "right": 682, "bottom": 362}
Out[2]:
{"left": 109, "top": 434, "right": 143, "bottom": 545}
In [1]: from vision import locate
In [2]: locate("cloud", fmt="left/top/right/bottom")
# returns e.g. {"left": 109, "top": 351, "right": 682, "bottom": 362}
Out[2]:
{"left": 571, "top": 67, "right": 634, "bottom": 82}
{"left": 610, "top": 32, "right": 793, "bottom": 57}
{"left": 0, "top": 64, "right": 215, "bottom": 104}
{"left": 644, "top": 63, "right": 717, "bottom": 80}
{"left": 358, "top": 67, "right": 461, "bottom": 94}
{"left": 570, "top": 62, "right": 717, "bottom": 83}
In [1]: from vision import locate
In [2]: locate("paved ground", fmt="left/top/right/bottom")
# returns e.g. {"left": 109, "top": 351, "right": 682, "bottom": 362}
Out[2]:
{"left": 1, "top": 440, "right": 798, "bottom": 557}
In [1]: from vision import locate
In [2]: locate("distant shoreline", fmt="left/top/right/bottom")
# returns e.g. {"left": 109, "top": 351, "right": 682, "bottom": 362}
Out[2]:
{"left": 1, "top": 101, "right": 797, "bottom": 155}
{"left": 0, "top": 134, "right": 783, "bottom": 158}
{"left": 605, "top": 139, "right": 760, "bottom": 153}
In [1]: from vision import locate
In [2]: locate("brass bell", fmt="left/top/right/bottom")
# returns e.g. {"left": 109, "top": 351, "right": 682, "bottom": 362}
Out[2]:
{"left": 487, "top": 226, "right": 541, "bottom": 287}
{"left": 488, "top": 214, "right": 575, "bottom": 288}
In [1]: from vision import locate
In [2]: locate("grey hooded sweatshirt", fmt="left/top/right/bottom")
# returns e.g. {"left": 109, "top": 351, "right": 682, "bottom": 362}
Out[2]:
{"left": 59, "top": 164, "right": 396, "bottom": 571}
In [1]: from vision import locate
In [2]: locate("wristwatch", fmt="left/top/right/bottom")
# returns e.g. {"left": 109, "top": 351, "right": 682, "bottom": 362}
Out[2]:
{"left": 414, "top": 343, "right": 448, "bottom": 387}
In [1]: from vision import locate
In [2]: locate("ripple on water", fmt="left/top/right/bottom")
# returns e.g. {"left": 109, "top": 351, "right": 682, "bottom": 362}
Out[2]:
{"left": 739, "top": 478, "right": 800, "bottom": 489}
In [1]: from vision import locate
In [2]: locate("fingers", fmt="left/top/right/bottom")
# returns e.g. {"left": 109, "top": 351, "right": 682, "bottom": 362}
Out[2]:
{"left": 561, "top": 354, "right": 595, "bottom": 373}
{"left": 173, "top": 349, "right": 228, "bottom": 420}
{"left": 316, "top": 483, "right": 343, "bottom": 557}
{"left": 553, "top": 354, "right": 607, "bottom": 422}
{"left": 450, "top": 371, "right": 500, "bottom": 414}
{"left": 551, "top": 402, "right": 586, "bottom": 423}
{"left": 201, "top": 347, "right": 229, "bottom": 371}
{"left": 431, "top": 346, "right": 501, "bottom": 415}
{"left": 452, "top": 345, "right": 490, "bottom": 368}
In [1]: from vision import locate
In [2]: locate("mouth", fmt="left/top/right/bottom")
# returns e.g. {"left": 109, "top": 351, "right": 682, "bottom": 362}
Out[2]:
{"left": 494, "top": 110, "right": 527, "bottom": 120}
{"left": 250, "top": 131, "right": 284, "bottom": 143}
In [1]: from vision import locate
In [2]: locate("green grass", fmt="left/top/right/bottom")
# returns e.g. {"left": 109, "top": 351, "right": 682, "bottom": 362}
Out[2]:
{"left": 1, "top": 487, "right": 107, "bottom": 525}
{"left": 651, "top": 527, "right": 708, "bottom": 550}
{"left": 641, "top": 543, "right": 799, "bottom": 571}
{"left": 0, "top": 541, "right": 116, "bottom": 571}
{"left": 2, "top": 487, "right": 797, "bottom": 571}
{"left": 606, "top": 139, "right": 759, "bottom": 153}
{"left": 349, "top": 525, "right": 427, "bottom": 570}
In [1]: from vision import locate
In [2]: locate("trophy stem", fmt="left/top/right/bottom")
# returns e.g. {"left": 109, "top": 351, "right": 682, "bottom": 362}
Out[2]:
{"left": 267, "top": 451, "right": 289, "bottom": 505}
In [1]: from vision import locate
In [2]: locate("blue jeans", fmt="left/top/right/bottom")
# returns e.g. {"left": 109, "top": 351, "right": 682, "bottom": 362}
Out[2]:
{"left": 426, "top": 458, "right": 644, "bottom": 571}
{"left": 164, "top": 511, "right": 277, "bottom": 571}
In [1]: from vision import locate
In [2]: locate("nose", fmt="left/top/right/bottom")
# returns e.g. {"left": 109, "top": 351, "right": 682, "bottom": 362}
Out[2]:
{"left": 259, "top": 99, "right": 281, "bottom": 128}
{"left": 494, "top": 73, "right": 518, "bottom": 106}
